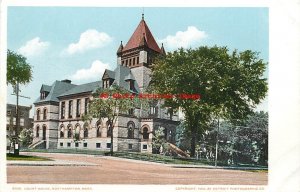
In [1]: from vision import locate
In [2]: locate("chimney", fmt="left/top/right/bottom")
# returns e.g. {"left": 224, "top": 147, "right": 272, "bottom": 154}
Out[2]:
{"left": 61, "top": 79, "right": 71, "bottom": 84}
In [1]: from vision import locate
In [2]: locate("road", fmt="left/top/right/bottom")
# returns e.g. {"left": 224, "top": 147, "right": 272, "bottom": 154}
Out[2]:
{"left": 7, "top": 152, "right": 267, "bottom": 185}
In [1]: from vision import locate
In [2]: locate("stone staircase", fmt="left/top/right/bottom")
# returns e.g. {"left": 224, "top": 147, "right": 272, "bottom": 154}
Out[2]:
{"left": 168, "top": 142, "right": 190, "bottom": 158}
{"left": 28, "top": 140, "right": 46, "bottom": 149}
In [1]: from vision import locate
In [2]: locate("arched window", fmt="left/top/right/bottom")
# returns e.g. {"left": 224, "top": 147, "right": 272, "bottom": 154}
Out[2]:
{"left": 75, "top": 124, "right": 80, "bottom": 140}
{"left": 36, "top": 109, "right": 40, "bottom": 120}
{"left": 36, "top": 126, "right": 40, "bottom": 138}
{"left": 127, "top": 122, "right": 135, "bottom": 139}
{"left": 96, "top": 121, "right": 101, "bottom": 137}
{"left": 60, "top": 125, "right": 64, "bottom": 138}
{"left": 84, "top": 128, "right": 88, "bottom": 138}
{"left": 142, "top": 127, "right": 149, "bottom": 139}
{"left": 42, "top": 125, "right": 46, "bottom": 140}
{"left": 107, "top": 120, "right": 112, "bottom": 137}
{"left": 164, "top": 128, "right": 168, "bottom": 139}
{"left": 67, "top": 125, "right": 72, "bottom": 138}
{"left": 43, "top": 108, "right": 47, "bottom": 120}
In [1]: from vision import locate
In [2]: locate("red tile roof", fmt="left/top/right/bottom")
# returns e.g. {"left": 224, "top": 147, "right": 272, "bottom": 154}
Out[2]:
{"left": 123, "top": 18, "right": 161, "bottom": 53}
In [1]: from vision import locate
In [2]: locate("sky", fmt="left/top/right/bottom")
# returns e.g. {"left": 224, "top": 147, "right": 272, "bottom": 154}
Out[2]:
{"left": 7, "top": 7, "right": 269, "bottom": 115}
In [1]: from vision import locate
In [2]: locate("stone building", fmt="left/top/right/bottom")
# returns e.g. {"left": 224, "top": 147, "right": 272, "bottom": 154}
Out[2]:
{"left": 6, "top": 104, "right": 33, "bottom": 147}
{"left": 31, "top": 15, "right": 180, "bottom": 153}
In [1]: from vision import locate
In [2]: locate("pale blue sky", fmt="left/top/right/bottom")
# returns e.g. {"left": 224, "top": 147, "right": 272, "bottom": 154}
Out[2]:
{"left": 7, "top": 7, "right": 269, "bottom": 114}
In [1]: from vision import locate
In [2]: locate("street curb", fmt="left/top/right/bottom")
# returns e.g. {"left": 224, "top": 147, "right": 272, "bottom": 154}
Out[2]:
{"left": 7, "top": 163, "right": 98, "bottom": 167}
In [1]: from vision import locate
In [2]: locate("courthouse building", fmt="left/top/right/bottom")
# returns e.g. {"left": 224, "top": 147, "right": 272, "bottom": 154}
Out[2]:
{"left": 31, "top": 15, "right": 180, "bottom": 153}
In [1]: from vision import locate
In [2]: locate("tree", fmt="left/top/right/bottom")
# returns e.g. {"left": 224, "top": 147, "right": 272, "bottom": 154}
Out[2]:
{"left": 152, "top": 126, "right": 169, "bottom": 154}
{"left": 82, "top": 84, "right": 146, "bottom": 156}
{"left": 202, "top": 111, "right": 268, "bottom": 165}
{"left": 7, "top": 50, "right": 33, "bottom": 155}
{"left": 19, "top": 128, "right": 33, "bottom": 148}
{"left": 7, "top": 50, "right": 32, "bottom": 85}
{"left": 150, "top": 46, "right": 268, "bottom": 157}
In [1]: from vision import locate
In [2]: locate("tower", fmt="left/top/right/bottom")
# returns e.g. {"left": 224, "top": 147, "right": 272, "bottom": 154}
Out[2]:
{"left": 117, "top": 14, "right": 165, "bottom": 91}
{"left": 117, "top": 14, "right": 164, "bottom": 69}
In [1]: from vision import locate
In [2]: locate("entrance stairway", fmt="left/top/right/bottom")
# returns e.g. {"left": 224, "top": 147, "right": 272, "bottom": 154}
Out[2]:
{"left": 28, "top": 140, "right": 46, "bottom": 149}
{"left": 167, "top": 142, "right": 190, "bottom": 158}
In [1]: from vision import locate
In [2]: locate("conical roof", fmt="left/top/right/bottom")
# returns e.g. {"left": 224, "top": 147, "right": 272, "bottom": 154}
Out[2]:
{"left": 123, "top": 17, "right": 161, "bottom": 53}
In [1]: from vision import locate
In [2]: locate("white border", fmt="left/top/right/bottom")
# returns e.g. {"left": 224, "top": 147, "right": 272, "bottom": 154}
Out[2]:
{"left": 1, "top": 0, "right": 300, "bottom": 191}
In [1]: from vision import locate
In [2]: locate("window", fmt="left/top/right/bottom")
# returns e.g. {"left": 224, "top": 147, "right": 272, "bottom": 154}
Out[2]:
{"left": 75, "top": 125, "right": 80, "bottom": 140}
{"left": 97, "top": 127, "right": 101, "bottom": 137}
{"left": 84, "top": 128, "right": 88, "bottom": 138}
{"left": 43, "top": 108, "right": 47, "bottom": 120}
{"left": 137, "top": 57, "right": 139, "bottom": 64}
{"left": 68, "top": 100, "right": 73, "bottom": 118}
{"left": 128, "top": 108, "right": 134, "bottom": 115}
{"left": 164, "top": 128, "right": 168, "bottom": 139}
{"left": 129, "top": 59, "right": 131, "bottom": 66}
{"left": 13, "top": 117, "right": 16, "bottom": 125}
{"left": 106, "top": 143, "right": 111, "bottom": 149}
{"left": 128, "top": 144, "right": 133, "bottom": 150}
{"left": 6, "top": 117, "right": 10, "bottom": 125}
{"left": 60, "top": 142, "right": 63, "bottom": 147}
{"left": 142, "top": 127, "right": 149, "bottom": 139}
{"left": 61, "top": 102, "right": 65, "bottom": 119}
{"left": 36, "top": 126, "right": 40, "bottom": 138}
{"left": 129, "top": 81, "right": 134, "bottom": 91}
{"left": 37, "top": 109, "right": 40, "bottom": 120}
{"left": 107, "top": 121, "right": 112, "bottom": 137}
{"left": 133, "top": 58, "right": 135, "bottom": 65}
{"left": 67, "top": 142, "right": 71, "bottom": 147}
{"left": 76, "top": 99, "right": 81, "bottom": 117}
{"left": 96, "top": 143, "right": 101, "bottom": 148}
{"left": 75, "top": 142, "right": 79, "bottom": 147}
{"left": 67, "top": 127, "right": 72, "bottom": 138}
{"left": 83, "top": 143, "right": 87, "bottom": 148}
{"left": 60, "top": 126, "right": 64, "bottom": 138}
{"left": 20, "top": 118, "right": 24, "bottom": 126}
{"left": 127, "top": 122, "right": 134, "bottom": 139}
{"left": 143, "top": 144, "right": 147, "bottom": 150}
{"left": 84, "top": 98, "right": 89, "bottom": 115}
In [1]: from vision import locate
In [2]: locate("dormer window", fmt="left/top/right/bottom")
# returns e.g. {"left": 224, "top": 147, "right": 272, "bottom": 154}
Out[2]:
{"left": 40, "top": 91, "right": 49, "bottom": 100}
{"left": 103, "top": 79, "right": 113, "bottom": 89}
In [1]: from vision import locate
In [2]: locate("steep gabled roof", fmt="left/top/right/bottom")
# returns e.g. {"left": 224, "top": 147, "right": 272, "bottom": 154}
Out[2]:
{"left": 102, "top": 69, "right": 115, "bottom": 80}
{"left": 113, "top": 65, "right": 140, "bottom": 93}
{"left": 123, "top": 17, "right": 161, "bottom": 53}
{"left": 40, "top": 84, "right": 52, "bottom": 93}
{"left": 58, "top": 81, "right": 102, "bottom": 97}
{"left": 34, "top": 81, "right": 76, "bottom": 104}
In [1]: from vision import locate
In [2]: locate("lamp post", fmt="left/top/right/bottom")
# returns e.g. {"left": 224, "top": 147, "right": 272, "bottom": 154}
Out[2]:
{"left": 11, "top": 83, "right": 30, "bottom": 155}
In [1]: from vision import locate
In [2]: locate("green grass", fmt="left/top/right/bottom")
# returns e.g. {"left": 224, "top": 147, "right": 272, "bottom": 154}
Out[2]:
{"left": 7, "top": 153, "right": 52, "bottom": 161}
{"left": 20, "top": 149, "right": 268, "bottom": 170}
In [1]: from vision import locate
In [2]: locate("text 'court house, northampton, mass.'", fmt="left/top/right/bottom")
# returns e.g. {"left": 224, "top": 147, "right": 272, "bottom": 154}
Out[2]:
{"left": 30, "top": 14, "right": 180, "bottom": 153}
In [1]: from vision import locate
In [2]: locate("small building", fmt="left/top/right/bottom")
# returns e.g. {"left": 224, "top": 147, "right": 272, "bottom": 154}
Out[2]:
{"left": 6, "top": 103, "right": 33, "bottom": 148}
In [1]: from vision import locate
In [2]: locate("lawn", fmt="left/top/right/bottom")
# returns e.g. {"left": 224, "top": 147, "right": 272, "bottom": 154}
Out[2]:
{"left": 7, "top": 153, "right": 52, "bottom": 161}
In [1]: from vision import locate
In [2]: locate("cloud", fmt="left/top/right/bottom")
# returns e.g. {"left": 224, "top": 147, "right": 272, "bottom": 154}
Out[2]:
{"left": 69, "top": 60, "right": 110, "bottom": 82}
{"left": 158, "top": 26, "right": 207, "bottom": 50}
{"left": 18, "top": 37, "right": 50, "bottom": 57}
{"left": 65, "top": 29, "right": 112, "bottom": 55}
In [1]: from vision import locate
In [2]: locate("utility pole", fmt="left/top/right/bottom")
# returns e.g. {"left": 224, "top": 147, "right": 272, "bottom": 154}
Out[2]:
{"left": 215, "top": 118, "right": 220, "bottom": 167}
{"left": 11, "top": 83, "right": 30, "bottom": 155}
